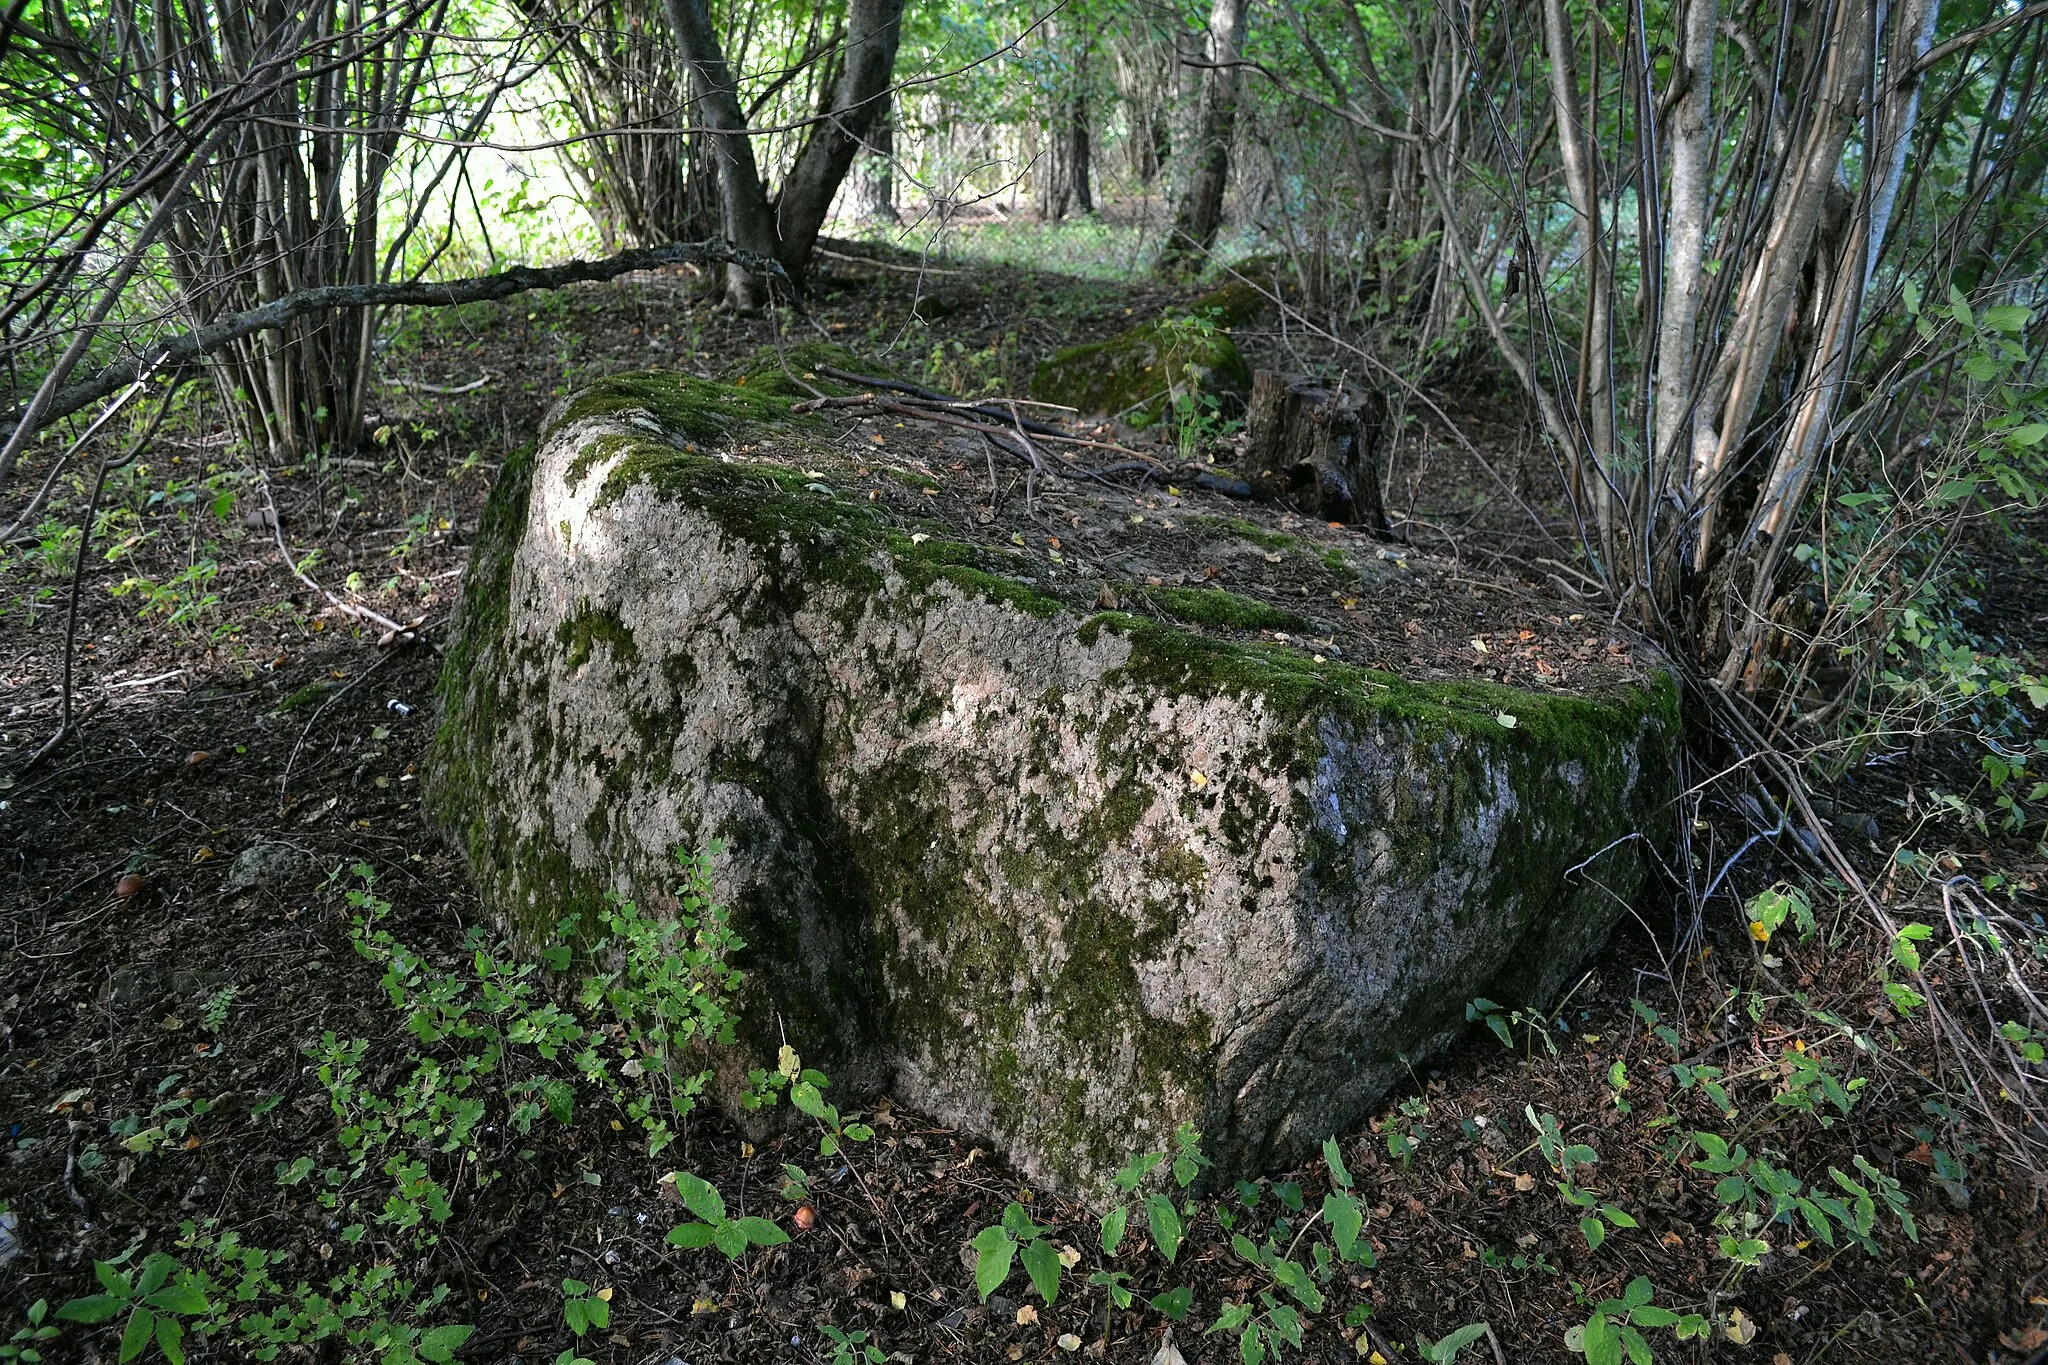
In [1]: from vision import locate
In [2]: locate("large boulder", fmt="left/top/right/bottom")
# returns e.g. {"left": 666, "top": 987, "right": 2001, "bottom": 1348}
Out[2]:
{"left": 430, "top": 371, "right": 1678, "bottom": 1194}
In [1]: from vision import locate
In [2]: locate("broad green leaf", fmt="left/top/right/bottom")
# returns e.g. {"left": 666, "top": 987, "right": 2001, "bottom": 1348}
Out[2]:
{"left": 789, "top": 1081, "right": 830, "bottom": 1121}
{"left": 1149, "top": 1285, "right": 1191, "bottom": 1320}
{"left": 1324, "top": 1191, "right": 1364, "bottom": 1262}
{"left": 418, "top": 1324, "right": 475, "bottom": 1362}
{"left": 119, "top": 1308, "right": 156, "bottom": 1364}
{"left": 153, "top": 1312, "right": 185, "bottom": 1365}
{"left": 1622, "top": 1277, "right": 1653, "bottom": 1309}
{"left": 1984, "top": 304, "right": 2031, "bottom": 332}
{"left": 973, "top": 1232, "right": 1015, "bottom": 1301}
{"left": 143, "top": 1282, "right": 208, "bottom": 1316}
{"left": 674, "top": 1172, "right": 726, "bottom": 1225}
{"left": 1632, "top": 1306, "right": 1680, "bottom": 1327}
{"left": 1322, "top": 1137, "right": 1352, "bottom": 1189}
{"left": 1582, "top": 1311, "right": 1621, "bottom": 1365}
{"left": 1145, "top": 1193, "right": 1183, "bottom": 1263}
{"left": 57, "top": 1296, "right": 125, "bottom": 1325}
{"left": 1100, "top": 1205, "right": 1129, "bottom": 1255}
{"left": 1020, "top": 1237, "right": 1063, "bottom": 1304}
{"left": 136, "top": 1255, "right": 175, "bottom": 1298}
{"left": 665, "top": 1222, "right": 716, "bottom": 1249}
{"left": 732, "top": 1216, "right": 788, "bottom": 1248}
{"left": 712, "top": 1220, "right": 749, "bottom": 1259}
{"left": 1601, "top": 1205, "right": 1638, "bottom": 1230}
{"left": 1580, "top": 1216, "right": 1606, "bottom": 1252}
{"left": 1429, "top": 1321, "right": 1491, "bottom": 1362}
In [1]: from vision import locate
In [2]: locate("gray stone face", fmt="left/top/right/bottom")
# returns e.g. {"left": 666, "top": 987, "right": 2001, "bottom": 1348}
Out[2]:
{"left": 429, "top": 374, "right": 1678, "bottom": 1195}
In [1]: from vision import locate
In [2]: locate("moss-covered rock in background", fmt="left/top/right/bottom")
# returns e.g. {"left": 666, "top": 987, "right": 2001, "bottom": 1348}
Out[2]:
{"left": 430, "top": 370, "right": 1678, "bottom": 1195}
{"left": 1029, "top": 314, "right": 1252, "bottom": 424}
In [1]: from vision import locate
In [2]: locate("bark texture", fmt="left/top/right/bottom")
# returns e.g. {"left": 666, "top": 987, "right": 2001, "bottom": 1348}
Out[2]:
{"left": 1244, "top": 371, "right": 1392, "bottom": 533}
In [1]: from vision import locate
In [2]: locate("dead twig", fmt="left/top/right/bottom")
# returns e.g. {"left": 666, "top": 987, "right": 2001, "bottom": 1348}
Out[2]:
{"left": 259, "top": 473, "right": 415, "bottom": 641}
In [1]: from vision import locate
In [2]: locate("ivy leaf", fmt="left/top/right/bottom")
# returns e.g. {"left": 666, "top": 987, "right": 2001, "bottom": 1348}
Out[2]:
{"left": 1323, "top": 1191, "right": 1364, "bottom": 1263}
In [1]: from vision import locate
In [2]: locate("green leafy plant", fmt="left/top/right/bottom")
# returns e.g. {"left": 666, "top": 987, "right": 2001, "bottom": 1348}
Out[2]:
{"left": 1382, "top": 1096, "right": 1430, "bottom": 1169}
{"left": 1525, "top": 1108, "right": 1635, "bottom": 1252}
{"left": 818, "top": 1324, "right": 885, "bottom": 1365}
{"left": 1417, "top": 1320, "right": 1491, "bottom": 1364}
{"left": 664, "top": 1172, "right": 790, "bottom": 1260}
{"left": 559, "top": 1280, "right": 609, "bottom": 1339}
{"left": 1686, "top": 1132, "right": 1917, "bottom": 1265}
{"left": 1564, "top": 1278, "right": 1709, "bottom": 1364}
{"left": 572, "top": 844, "right": 747, "bottom": 1156}
{"left": 1, "top": 1301, "right": 59, "bottom": 1363}
{"left": 1208, "top": 1295, "right": 1304, "bottom": 1364}
{"left": 56, "top": 1254, "right": 211, "bottom": 1365}
{"left": 971, "top": 1201, "right": 1069, "bottom": 1304}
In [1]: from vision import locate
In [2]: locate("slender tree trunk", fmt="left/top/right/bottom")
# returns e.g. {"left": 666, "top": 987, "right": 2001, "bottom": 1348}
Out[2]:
{"left": 661, "top": 0, "right": 779, "bottom": 308}
{"left": 1652, "top": 0, "right": 1717, "bottom": 502}
{"left": 1162, "top": 0, "right": 1249, "bottom": 270}
{"left": 854, "top": 91, "right": 898, "bottom": 225}
{"left": 1541, "top": 0, "right": 1614, "bottom": 544}
{"left": 1071, "top": 90, "right": 1094, "bottom": 214}
{"left": 1715, "top": 0, "right": 1942, "bottom": 686}
{"left": 774, "top": 0, "right": 905, "bottom": 278}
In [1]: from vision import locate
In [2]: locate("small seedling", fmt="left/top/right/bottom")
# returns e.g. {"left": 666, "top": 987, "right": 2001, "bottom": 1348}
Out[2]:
{"left": 664, "top": 1172, "right": 789, "bottom": 1260}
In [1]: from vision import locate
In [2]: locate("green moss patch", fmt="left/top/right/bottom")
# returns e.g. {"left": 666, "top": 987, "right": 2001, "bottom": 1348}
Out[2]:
{"left": 558, "top": 371, "right": 803, "bottom": 447}
{"left": 1148, "top": 586, "right": 1308, "bottom": 634}
{"left": 1029, "top": 318, "right": 1252, "bottom": 424}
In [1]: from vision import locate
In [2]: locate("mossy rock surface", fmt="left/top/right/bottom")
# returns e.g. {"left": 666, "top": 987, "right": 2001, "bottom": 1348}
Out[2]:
{"left": 1029, "top": 316, "right": 1252, "bottom": 424}
{"left": 430, "top": 370, "right": 1678, "bottom": 1196}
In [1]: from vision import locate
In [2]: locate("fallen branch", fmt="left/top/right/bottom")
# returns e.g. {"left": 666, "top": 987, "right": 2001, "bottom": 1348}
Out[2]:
{"left": 814, "top": 364, "right": 1070, "bottom": 438}
{"left": 259, "top": 474, "right": 416, "bottom": 643}
{"left": 0, "top": 240, "right": 784, "bottom": 449}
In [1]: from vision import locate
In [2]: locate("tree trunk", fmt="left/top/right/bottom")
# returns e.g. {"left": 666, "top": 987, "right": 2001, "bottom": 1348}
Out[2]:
{"left": 774, "top": 0, "right": 906, "bottom": 279}
{"left": 1162, "top": 0, "right": 1249, "bottom": 271}
{"left": 661, "top": 0, "right": 780, "bottom": 309}
{"left": 1243, "top": 370, "right": 1391, "bottom": 533}
{"left": 854, "top": 92, "right": 899, "bottom": 225}
{"left": 1070, "top": 90, "right": 1094, "bottom": 214}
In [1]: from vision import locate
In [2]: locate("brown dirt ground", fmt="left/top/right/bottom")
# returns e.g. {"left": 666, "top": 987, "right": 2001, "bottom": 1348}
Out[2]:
{"left": 2, "top": 243, "right": 2045, "bottom": 1364}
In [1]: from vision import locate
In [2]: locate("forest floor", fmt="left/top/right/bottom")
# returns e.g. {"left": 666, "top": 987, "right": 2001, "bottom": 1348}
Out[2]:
{"left": 3, "top": 240, "right": 2046, "bottom": 1365}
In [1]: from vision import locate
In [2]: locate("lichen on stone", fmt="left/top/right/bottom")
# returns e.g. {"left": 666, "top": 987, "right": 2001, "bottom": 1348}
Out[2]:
{"left": 429, "top": 368, "right": 1681, "bottom": 1197}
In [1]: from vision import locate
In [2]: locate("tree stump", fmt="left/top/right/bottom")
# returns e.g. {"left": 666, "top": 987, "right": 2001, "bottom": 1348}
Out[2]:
{"left": 1243, "top": 370, "right": 1392, "bottom": 535}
